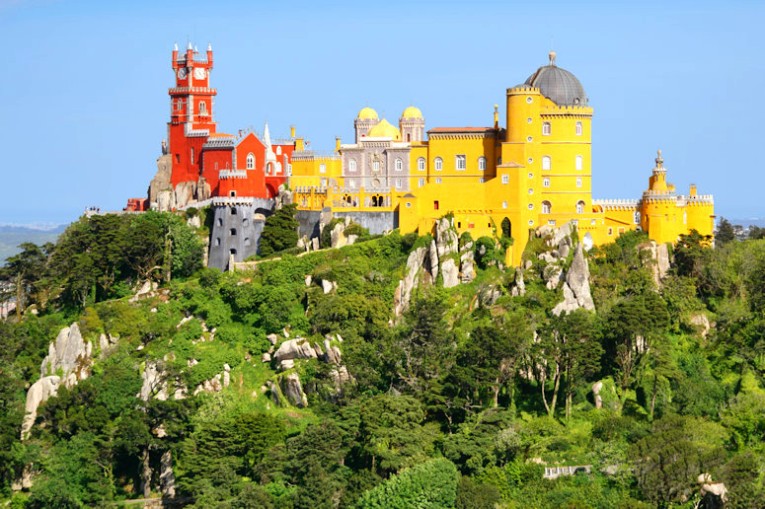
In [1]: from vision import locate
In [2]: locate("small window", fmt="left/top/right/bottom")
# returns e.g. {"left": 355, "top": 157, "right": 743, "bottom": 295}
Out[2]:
{"left": 455, "top": 155, "right": 466, "bottom": 170}
{"left": 576, "top": 200, "right": 585, "bottom": 214}
{"left": 478, "top": 156, "right": 486, "bottom": 171}
{"left": 576, "top": 122, "right": 583, "bottom": 136}
{"left": 406, "top": 202, "right": 412, "bottom": 208}
{"left": 457, "top": 222, "right": 461, "bottom": 228}
{"left": 231, "top": 207, "right": 237, "bottom": 215}
{"left": 528, "top": 172, "right": 533, "bottom": 179}
{"left": 608, "top": 227, "right": 613, "bottom": 236}
{"left": 497, "top": 156, "right": 502, "bottom": 165}
{"left": 215, "top": 237, "right": 221, "bottom": 246}
{"left": 199, "top": 101, "right": 207, "bottom": 115}
{"left": 434, "top": 157, "right": 443, "bottom": 171}
{"left": 418, "top": 178, "right": 425, "bottom": 187}
{"left": 244, "top": 237, "right": 251, "bottom": 246}
{"left": 528, "top": 220, "right": 534, "bottom": 226}
{"left": 528, "top": 203, "right": 534, "bottom": 210}
{"left": 543, "top": 177, "right": 550, "bottom": 188}
{"left": 479, "top": 177, "right": 484, "bottom": 183}
{"left": 527, "top": 117, "right": 533, "bottom": 124}
{"left": 501, "top": 174, "right": 509, "bottom": 184}
{"left": 434, "top": 200, "right": 439, "bottom": 210}
{"left": 548, "top": 220, "right": 556, "bottom": 226}
{"left": 527, "top": 136, "right": 533, "bottom": 142}
{"left": 230, "top": 248, "right": 237, "bottom": 255}
{"left": 246, "top": 153, "right": 255, "bottom": 169}
{"left": 634, "top": 211, "right": 641, "bottom": 224}
{"left": 576, "top": 177, "right": 582, "bottom": 188}
{"left": 395, "top": 158, "right": 403, "bottom": 171}
{"left": 319, "top": 163, "right": 326, "bottom": 174}
{"left": 436, "top": 177, "right": 442, "bottom": 184}
{"left": 217, "top": 218, "right": 223, "bottom": 226}
{"left": 276, "top": 146, "right": 282, "bottom": 155}
{"left": 349, "top": 159, "right": 357, "bottom": 172}
{"left": 417, "top": 157, "right": 426, "bottom": 171}
{"left": 230, "top": 228, "right": 237, "bottom": 236}
{"left": 542, "top": 122, "right": 551, "bottom": 135}
{"left": 229, "top": 190, "right": 236, "bottom": 197}
{"left": 576, "top": 155, "right": 583, "bottom": 170}
{"left": 542, "top": 201, "right": 552, "bottom": 214}
{"left": 396, "top": 178, "right": 402, "bottom": 188}
{"left": 528, "top": 188, "right": 534, "bottom": 195}
{"left": 526, "top": 97, "right": 533, "bottom": 104}
{"left": 528, "top": 157, "right": 533, "bottom": 164}
{"left": 502, "top": 201, "right": 508, "bottom": 209}
{"left": 542, "top": 156, "right": 551, "bottom": 170}
{"left": 243, "top": 218, "right": 249, "bottom": 227}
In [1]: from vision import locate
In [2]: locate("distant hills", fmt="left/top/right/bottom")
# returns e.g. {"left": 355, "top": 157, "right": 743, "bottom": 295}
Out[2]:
{"left": 0, "top": 224, "right": 67, "bottom": 264}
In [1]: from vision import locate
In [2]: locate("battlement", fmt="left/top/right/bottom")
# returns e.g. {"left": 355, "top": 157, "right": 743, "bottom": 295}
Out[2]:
{"left": 219, "top": 170, "right": 247, "bottom": 179}
{"left": 592, "top": 199, "right": 639, "bottom": 210}
{"left": 204, "top": 137, "right": 235, "bottom": 149}
{"left": 169, "top": 87, "right": 217, "bottom": 95}
{"left": 294, "top": 186, "right": 329, "bottom": 195}
{"left": 291, "top": 151, "right": 340, "bottom": 161}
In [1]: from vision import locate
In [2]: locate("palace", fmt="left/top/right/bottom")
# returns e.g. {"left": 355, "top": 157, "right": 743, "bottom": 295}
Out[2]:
{"left": 138, "top": 45, "right": 715, "bottom": 268}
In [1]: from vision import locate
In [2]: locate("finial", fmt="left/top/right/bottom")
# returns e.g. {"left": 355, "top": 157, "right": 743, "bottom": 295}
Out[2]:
{"left": 549, "top": 50, "right": 556, "bottom": 66}
{"left": 207, "top": 43, "right": 212, "bottom": 51}
{"left": 187, "top": 41, "right": 193, "bottom": 50}
{"left": 655, "top": 149, "right": 663, "bottom": 168}
{"left": 173, "top": 43, "right": 178, "bottom": 51}
{"left": 494, "top": 104, "right": 498, "bottom": 112}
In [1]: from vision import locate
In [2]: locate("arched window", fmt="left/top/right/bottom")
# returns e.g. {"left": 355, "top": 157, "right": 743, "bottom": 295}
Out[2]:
{"left": 434, "top": 157, "right": 443, "bottom": 171}
{"left": 395, "top": 158, "right": 403, "bottom": 171}
{"left": 276, "top": 146, "right": 282, "bottom": 155}
{"left": 501, "top": 218, "right": 512, "bottom": 238}
{"left": 576, "top": 200, "right": 585, "bottom": 214}
{"left": 576, "top": 155, "right": 583, "bottom": 170}
{"left": 634, "top": 211, "right": 641, "bottom": 224}
{"left": 349, "top": 159, "right": 357, "bottom": 172}
{"left": 199, "top": 101, "right": 207, "bottom": 115}
{"left": 246, "top": 153, "right": 255, "bottom": 169}
{"left": 543, "top": 177, "right": 550, "bottom": 188}
{"left": 417, "top": 157, "right": 426, "bottom": 171}
{"left": 542, "top": 201, "right": 552, "bottom": 214}
{"left": 542, "top": 156, "right": 551, "bottom": 170}
{"left": 542, "top": 122, "right": 551, "bottom": 135}
{"left": 576, "top": 122, "right": 583, "bottom": 136}
{"left": 478, "top": 156, "right": 486, "bottom": 171}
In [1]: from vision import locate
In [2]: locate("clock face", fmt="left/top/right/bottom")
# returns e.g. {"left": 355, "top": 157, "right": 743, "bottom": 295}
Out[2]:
{"left": 177, "top": 68, "right": 187, "bottom": 79}
{"left": 194, "top": 67, "right": 206, "bottom": 80}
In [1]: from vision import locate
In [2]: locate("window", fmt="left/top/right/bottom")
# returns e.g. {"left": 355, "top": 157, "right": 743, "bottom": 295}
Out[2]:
{"left": 230, "top": 228, "right": 237, "bottom": 236}
{"left": 276, "top": 146, "right": 282, "bottom": 155}
{"left": 502, "top": 201, "right": 508, "bottom": 209}
{"left": 230, "top": 248, "right": 237, "bottom": 255}
{"left": 455, "top": 155, "right": 466, "bottom": 170}
{"left": 479, "top": 177, "right": 484, "bottom": 183}
{"left": 215, "top": 237, "right": 220, "bottom": 246}
{"left": 434, "top": 200, "right": 440, "bottom": 210}
{"left": 528, "top": 220, "right": 534, "bottom": 226}
{"left": 231, "top": 207, "right": 237, "bottom": 215}
{"left": 246, "top": 153, "right": 255, "bottom": 169}
{"left": 528, "top": 188, "right": 534, "bottom": 195}
{"left": 434, "top": 157, "right": 443, "bottom": 171}
{"left": 576, "top": 200, "right": 585, "bottom": 214}
{"left": 406, "top": 202, "right": 412, "bottom": 208}
{"left": 501, "top": 174, "right": 509, "bottom": 184}
{"left": 243, "top": 218, "right": 249, "bottom": 227}
{"left": 608, "top": 227, "right": 613, "bottom": 236}
{"left": 199, "top": 101, "right": 207, "bottom": 115}
{"left": 396, "top": 178, "right": 402, "bottom": 188}
{"left": 576, "top": 122, "right": 583, "bottom": 136}
{"left": 528, "top": 157, "right": 533, "bottom": 164}
{"left": 436, "top": 177, "right": 442, "bottom": 184}
{"left": 527, "top": 136, "right": 533, "bottom": 142}
{"left": 244, "top": 237, "right": 251, "bottom": 246}
{"left": 526, "top": 97, "right": 533, "bottom": 103}
{"left": 528, "top": 203, "right": 534, "bottom": 210}
{"left": 229, "top": 190, "right": 236, "bottom": 197}
{"left": 497, "top": 156, "right": 502, "bottom": 165}
{"left": 217, "top": 218, "right": 223, "bottom": 226}
{"left": 190, "top": 147, "right": 195, "bottom": 164}
{"left": 527, "top": 117, "right": 533, "bottom": 124}
{"left": 373, "top": 160, "right": 380, "bottom": 171}
{"left": 543, "top": 177, "right": 550, "bottom": 188}
{"left": 528, "top": 172, "right": 534, "bottom": 179}
{"left": 395, "top": 158, "right": 403, "bottom": 171}
{"left": 418, "top": 178, "right": 425, "bottom": 187}
{"left": 349, "top": 180, "right": 356, "bottom": 189}
{"left": 417, "top": 157, "right": 425, "bottom": 171}
{"left": 576, "top": 177, "right": 582, "bottom": 188}
{"left": 542, "top": 122, "right": 551, "bottom": 135}
{"left": 319, "top": 163, "right": 326, "bottom": 174}
{"left": 478, "top": 156, "right": 486, "bottom": 171}
{"left": 542, "top": 156, "right": 551, "bottom": 170}
{"left": 548, "top": 220, "right": 556, "bottom": 226}
{"left": 575, "top": 155, "right": 583, "bottom": 170}
{"left": 542, "top": 201, "right": 552, "bottom": 214}
{"left": 349, "top": 159, "right": 357, "bottom": 172}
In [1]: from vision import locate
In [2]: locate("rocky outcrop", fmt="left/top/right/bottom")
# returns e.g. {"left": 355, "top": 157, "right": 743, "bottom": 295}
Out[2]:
{"left": 281, "top": 373, "right": 308, "bottom": 408}
{"left": 40, "top": 323, "right": 93, "bottom": 387}
{"left": 689, "top": 312, "right": 711, "bottom": 338}
{"left": 330, "top": 219, "right": 359, "bottom": 249}
{"left": 697, "top": 473, "right": 727, "bottom": 505}
{"left": 441, "top": 258, "right": 460, "bottom": 288}
{"left": 394, "top": 246, "right": 430, "bottom": 316}
{"left": 149, "top": 154, "right": 173, "bottom": 211}
{"left": 511, "top": 268, "right": 526, "bottom": 297}
{"left": 21, "top": 376, "right": 61, "bottom": 439}
{"left": 274, "top": 338, "right": 319, "bottom": 363}
{"left": 321, "top": 279, "right": 338, "bottom": 294}
{"left": 460, "top": 241, "right": 475, "bottom": 283}
{"left": 130, "top": 280, "right": 159, "bottom": 302}
{"left": 160, "top": 450, "right": 176, "bottom": 499}
{"left": 98, "top": 333, "right": 119, "bottom": 358}
{"left": 435, "top": 217, "right": 459, "bottom": 258}
{"left": 139, "top": 361, "right": 169, "bottom": 402}
{"left": 641, "top": 241, "right": 670, "bottom": 286}
{"left": 174, "top": 181, "right": 196, "bottom": 209}
{"left": 552, "top": 244, "right": 595, "bottom": 316}
{"left": 592, "top": 381, "right": 603, "bottom": 409}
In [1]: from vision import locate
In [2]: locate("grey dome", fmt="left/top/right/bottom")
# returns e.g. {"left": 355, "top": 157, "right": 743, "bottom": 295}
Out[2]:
{"left": 524, "top": 54, "right": 587, "bottom": 106}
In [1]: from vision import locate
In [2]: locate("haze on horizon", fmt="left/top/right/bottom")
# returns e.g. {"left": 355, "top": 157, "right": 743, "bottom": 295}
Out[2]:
{"left": 1, "top": 0, "right": 762, "bottom": 225}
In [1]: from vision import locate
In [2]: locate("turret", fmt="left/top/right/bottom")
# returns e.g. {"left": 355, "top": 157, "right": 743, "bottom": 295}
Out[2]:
{"left": 206, "top": 43, "right": 214, "bottom": 69}
{"left": 172, "top": 43, "right": 179, "bottom": 69}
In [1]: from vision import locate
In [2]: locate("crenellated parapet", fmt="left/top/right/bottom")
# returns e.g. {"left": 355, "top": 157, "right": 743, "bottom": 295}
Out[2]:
{"left": 592, "top": 199, "right": 639, "bottom": 211}
{"left": 218, "top": 170, "right": 247, "bottom": 179}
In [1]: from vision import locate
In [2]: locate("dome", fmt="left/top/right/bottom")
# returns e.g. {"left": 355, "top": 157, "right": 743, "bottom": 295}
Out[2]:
{"left": 524, "top": 52, "right": 587, "bottom": 106}
{"left": 366, "top": 118, "right": 401, "bottom": 140}
{"left": 357, "top": 106, "right": 379, "bottom": 120}
{"left": 401, "top": 105, "right": 423, "bottom": 119}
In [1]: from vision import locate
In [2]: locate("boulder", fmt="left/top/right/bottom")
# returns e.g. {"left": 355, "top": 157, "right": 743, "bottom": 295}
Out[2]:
{"left": 562, "top": 243, "right": 595, "bottom": 311}
{"left": 435, "top": 217, "right": 459, "bottom": 258}
{"left": 279, "top": 359, "right": 295, "bottom": 370}
{"left": 174, "top": 181, "right": 196, "bottom": 209}
{"left": 689, "top": 312, "right": 711, "bottom": 338}
{"left": 460, "top": 248, "right": 476, "bottom": 283}
{"left": 480, "top": 285, "right": 502, "bottom": 306}
{"left": 98, "top": 333, "right": 118, "bottom": 358}
{"left": 330, "top": 222, "right": 348, "bottom": 248}
{"left": 429, "top": 240, "right": 439, "bottom": 281}
{"left": 544, "top": 264, "right": 563, "bottom": 290}
{"left": 40, "top": 323, "right": 92, "bottom": 387}
{"left": 395, "top": 246, "right": 428, "bottom": 316}
{"left": 21, "top": 376, "right": 61, "bottom": 439}
{"left": 274, "top": 338, "right": 319, "bottom": 362}
{"left": 552, "top": 283, "right": 579, "bottom": 316}
{"left": 139, "top": 361, "right": 169, "bottom": 402}
{"left": 280, "top": 373, "right": 308, "bottom": 408}
{"left": 441, "top": 258, "right": 459, "bottom": 288}
{"left": 267, "top": 333, "right": 279, "bottom": 345}
{"left": 223, "top": 363, "right": 231, "bottom": 388}
{"left": 592, "top": 381, "right": 603, "bottom": 409}
{"left": 321, "top": 279, "right": 337, "bottom": 294}
{"left": 262, "top": 352, "right": 272, "bottom": 363}
{"left": 511, "top": 268, "right": 526, "bottom": 297}
{"left": 641, "top": 241, "right": 671, "bottom": 285}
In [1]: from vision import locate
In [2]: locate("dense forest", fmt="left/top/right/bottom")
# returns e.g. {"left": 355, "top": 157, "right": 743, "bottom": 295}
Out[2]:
{"left": 1, "top": 208, "right": 765, "bottom": 509}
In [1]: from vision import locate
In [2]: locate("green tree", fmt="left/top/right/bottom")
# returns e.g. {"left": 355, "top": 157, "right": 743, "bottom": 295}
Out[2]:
{"left": 356, "top": 458, "right": 458, "bottom": 509}
{"left": 1, "top": 242, "right": 50, "bottom": 316}
{"left": 259, "top": 204, "right": 299, "bottom": 257}
{"left": 715, "top": 217, "right": 737, "bottom": 245}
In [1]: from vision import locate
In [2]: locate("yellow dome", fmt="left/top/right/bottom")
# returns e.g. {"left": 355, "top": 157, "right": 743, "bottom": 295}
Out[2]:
{"left": 357, "top": 107, "right": 379, "bottom": 120}
{"left": 401, "top": 105, "right": 423, "bottom": 119}
{"left": 366, "top": 118, "right": 401, "bottom": 140}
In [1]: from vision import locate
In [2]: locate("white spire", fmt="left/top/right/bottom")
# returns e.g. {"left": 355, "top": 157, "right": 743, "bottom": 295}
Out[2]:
{"left": 187, "top": 41, "right": 193, "bottom": 50}
{"left": 264, "top": 123, "right": 277, "bottom": 165}
{"left": 173, "top": 43, "right": 178, "bottom": 51}
{"left": 207, "top": 43, "right": 212, "bottom": 51}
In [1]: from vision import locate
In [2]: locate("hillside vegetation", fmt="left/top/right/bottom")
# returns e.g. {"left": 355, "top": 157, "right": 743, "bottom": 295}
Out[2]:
{"left": 1, "top": 210, "right": 765, "bottom": 508}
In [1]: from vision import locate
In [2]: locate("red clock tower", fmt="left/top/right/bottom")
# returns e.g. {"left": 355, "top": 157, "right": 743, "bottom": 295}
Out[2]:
{"left": 168, "top": 43, "right": 217, "bottom": 187}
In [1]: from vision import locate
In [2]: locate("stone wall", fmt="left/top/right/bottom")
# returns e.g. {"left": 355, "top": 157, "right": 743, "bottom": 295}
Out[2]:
{"left": 334, "top": 211, "right": 397, "bottom": 235}
{"left": 296, "top": 209, "right": 324, "bottom": 239}
{"left": 208, "top": 198, "right": 273, "bottom": 270}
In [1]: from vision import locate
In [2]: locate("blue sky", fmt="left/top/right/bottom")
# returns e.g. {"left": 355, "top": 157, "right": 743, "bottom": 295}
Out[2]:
{"left": 1, "top": 0, "right": 763, "bottom": 224}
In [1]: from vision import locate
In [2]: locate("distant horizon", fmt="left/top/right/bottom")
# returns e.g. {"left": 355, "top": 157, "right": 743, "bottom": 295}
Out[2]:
{"left": 2, "top": 0, "right": 763, "bottom": 224}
